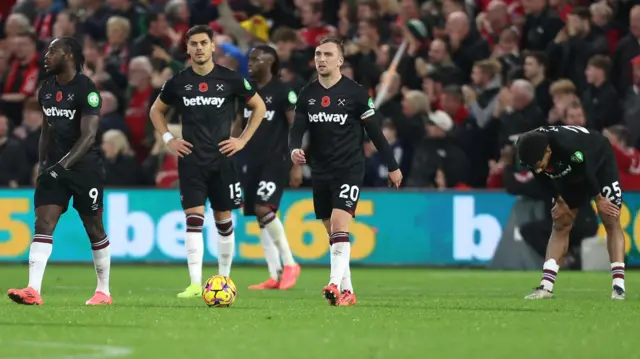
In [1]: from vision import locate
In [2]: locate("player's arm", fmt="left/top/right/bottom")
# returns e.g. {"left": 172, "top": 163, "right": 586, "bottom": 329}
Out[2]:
{"left": 356, "top": 90, "right": 401, "bottom": 186}
{"left": 149, "top": 77, "right": 192, "bottom": 157}
{"left": 230, "top": 113, "right": 243, "bottom": 138}
{"left": 237, "top": 93, "right": 266, "bottom": 143}
{"left": 38, "top": 100, "right": 51, "bottom": 171}
{"left": 58, "top": 88, "right": 102, "bottom": 169}
{"left": 220, "top": 75, "right": 264, "bottom": 157}
{"left": 289, "top": 90, "right": 308, "bottom": 164}
{"left": 285, "top": 102, "right": 303, "bottom": 187}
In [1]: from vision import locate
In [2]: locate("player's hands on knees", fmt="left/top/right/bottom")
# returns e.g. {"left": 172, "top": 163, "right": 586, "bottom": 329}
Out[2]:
{"left": 291, "top": 149, "right": 306, "bottom": 164}
{"left": 218, "top": 137, "right": 246, "bottom": 157}
{"left": 289, "top": 164, "right": 303, "bottom": 188}
{"left": 167, "top": 138, "right": 193, "bottom": 157}
{"left": 388, "top": 169, "right": 403, "bottom": 189}
{"left": 596, "top": 194, "right": 621, "bottom": 218}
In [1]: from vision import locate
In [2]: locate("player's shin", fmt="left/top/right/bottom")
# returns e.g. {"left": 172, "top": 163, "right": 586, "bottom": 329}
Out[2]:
{"left": 185, "top": 214, "right": 205, "bottom": 285}
{"left": 603, "top": 218, "right": 625, "bottom": 291}
{"left": 216, "top": 217, "right": 235, "bottom": 277}
{"left": 329, "top": 232, "right": 351, "bottom": 287}
{"left": 259, "top": 211, "right": 295, "bottom": 266}
{"left": 28, "top": 234, "right": 53, "bottom": 294}
{"left": 260, "top": 224, "right": 282, "bottom": 280}
{"left": 341, "top": 264, "right": 353, "bottom": 293}
{"left": 90, "top": 235, "right": 111, "bottom": 295}
{"left": 540, "top": 220, "right": 573, "bottom": 292}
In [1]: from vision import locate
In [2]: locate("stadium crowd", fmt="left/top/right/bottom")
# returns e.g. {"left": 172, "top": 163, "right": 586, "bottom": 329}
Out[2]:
{"left": 1, "top": 0, "right": 640, "bottom": 191}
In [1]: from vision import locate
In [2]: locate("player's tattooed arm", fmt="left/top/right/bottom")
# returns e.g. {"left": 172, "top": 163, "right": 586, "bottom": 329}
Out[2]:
{"left": 37, "top": 117, "right": 51, "bottom": 171}
{"left": 59, "top": 114, "right": 100, "bottom": 169}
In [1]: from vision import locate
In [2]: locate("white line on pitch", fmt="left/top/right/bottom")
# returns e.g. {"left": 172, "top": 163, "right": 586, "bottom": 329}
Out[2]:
{"left": 0, "top": 341, "right": 132, "bottom": 359}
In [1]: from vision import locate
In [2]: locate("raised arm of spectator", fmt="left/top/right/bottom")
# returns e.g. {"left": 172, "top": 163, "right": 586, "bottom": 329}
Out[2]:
{"left": 217, "top": 0, "right": 251, "bottom": 54}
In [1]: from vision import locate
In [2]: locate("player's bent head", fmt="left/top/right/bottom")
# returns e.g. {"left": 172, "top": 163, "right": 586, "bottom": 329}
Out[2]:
{"left": 315, "top": 36, "right": 345, "bottom": 76}
{"left": 517, "top": 130, "right": 551, "bottom": 171}
{"left": 185, "top": 25, "right": 215, "bottom": 65}
{"left": 249, "top": 45, "right": 280, "bottom": 77}
{"left": 45, "top": 36, "right": 84, "bottom": 74}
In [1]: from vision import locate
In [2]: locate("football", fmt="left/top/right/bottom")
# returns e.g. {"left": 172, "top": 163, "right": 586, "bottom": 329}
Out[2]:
{"left": 202, "top": 275, "right": 237, "bottom": 307}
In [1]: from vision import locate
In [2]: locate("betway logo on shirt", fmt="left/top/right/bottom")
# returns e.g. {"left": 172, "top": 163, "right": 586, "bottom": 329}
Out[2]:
{"left": 183, "top": 96, "right": 225, "bottom": 108}
{"left": 244, "top": 108, "right": 275, "bottom": 121}
{"left": 544, "top": 165, "right": 572, "bottom": 179}
{"left": 42, "top": 107, "right": 76, "bottom": 119}
{"left": 308, "top": 112, "right": 348, "bottom": 125}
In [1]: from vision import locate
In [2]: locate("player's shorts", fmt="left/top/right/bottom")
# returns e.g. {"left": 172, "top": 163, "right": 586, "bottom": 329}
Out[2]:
{"left": 34, "top": 164, "right": 105, "bottom": 216}
{"left": 559, "top": 145, "right": 622, "bottom": 209}
{"left": 312, "top": 171, "right": 364, "bottom": 220}
{"left": 179, "top": 159, "right": 243, "bottom": 211}
{"left": 239, "top": 160, "right": 287, "bottom": 217}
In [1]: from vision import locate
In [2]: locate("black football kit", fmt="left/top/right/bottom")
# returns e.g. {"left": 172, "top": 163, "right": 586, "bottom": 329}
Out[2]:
{"left": 35, "top": 73, "right": 104, "bottom": 215}
{"left": 526, "top": 125, "right": 621, "bottom": 209}
{"left": 289, "top": 76, "right": 399, "bottom": 219}
{"left": 159, "top": 65, "right": 256, "bottom": 211}
{"left": 238, "top": 78, "right": 296, "bottom": 216}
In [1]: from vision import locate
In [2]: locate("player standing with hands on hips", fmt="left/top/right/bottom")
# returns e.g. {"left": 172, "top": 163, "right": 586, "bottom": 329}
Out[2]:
{"left": 149, "top": 25, "right": 267, "bottom": 298}
{"left": 289, "top": 36, "right": 403, "bottom": 306}
{"left": 8, "top": 36, "right": 112, "bottom": 306}
{"left": 233, "top": 45, "right": 301, "bottom": 290}
{"left": 517, "top": 122, "right": 626, "bottom": 300}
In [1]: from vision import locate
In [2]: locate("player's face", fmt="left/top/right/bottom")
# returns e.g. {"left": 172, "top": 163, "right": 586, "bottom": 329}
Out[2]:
{"left": 187, "top": 33, "right": 214, "bottom": 65}
{"left": 44, "top": 39, "right": 68, "bottom": 74}
{"left": 532, "top": 147, "right": 552, "bottom": 173}
{"left": 247, "top": 49, "right": 269, "bottom": 80}
{"left": 314, "top": 42, "right": 343, "bottom": 77}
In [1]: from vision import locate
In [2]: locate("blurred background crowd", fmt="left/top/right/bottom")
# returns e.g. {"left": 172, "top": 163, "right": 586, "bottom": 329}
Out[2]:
{"left": 1, "top": 0, "right": 640, "bottom": 192}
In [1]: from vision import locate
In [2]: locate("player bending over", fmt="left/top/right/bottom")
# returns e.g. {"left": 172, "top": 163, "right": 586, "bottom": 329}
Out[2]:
{"left": 8, "top": 36, "right": 111, "bottom": 306}
{"left": 289, "top": 37, "right": 402, "bottom": 306}
{"left": 149, "top": 25, "right": 266, "bottom": 298}
{"left": 517, "top": 122, "right": 626, "bottom": 300}
{"left": 232, "top": 45, "right": 301, "bottom": 290}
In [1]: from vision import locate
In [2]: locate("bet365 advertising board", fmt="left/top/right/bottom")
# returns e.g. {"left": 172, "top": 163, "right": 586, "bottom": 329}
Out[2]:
{"left": 1, "top": 189, "right": 639, "bottom": 265}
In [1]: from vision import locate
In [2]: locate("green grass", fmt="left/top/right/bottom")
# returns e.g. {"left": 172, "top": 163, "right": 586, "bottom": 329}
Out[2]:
{"left": 0, "top": 265, "right": 637, "bottom": 359}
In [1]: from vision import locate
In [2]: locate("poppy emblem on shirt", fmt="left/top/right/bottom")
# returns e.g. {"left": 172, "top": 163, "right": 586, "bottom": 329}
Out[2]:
{"left": 199, "top": 83, "right": 208, "bottom": 92}
{"left": 321, "top": 96, "right": 330, "bottom": 107}
{"left": 56, "top": 91, "right": 62, "bottom": 102}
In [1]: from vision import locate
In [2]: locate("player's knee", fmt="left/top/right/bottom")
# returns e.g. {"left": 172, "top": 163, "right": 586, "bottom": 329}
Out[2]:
{"left": 330, "top": 209, "right": 351, "bottom": 233}
{"left": 34, "top": 216, "right": 56, "bottom": 236}
{"left": 186, "top": 214, "right": 204, "bottom": 233}
{"left": 255, "top": 206, "right": 275, "bottom": 226}
{"left": 82, "top": 217, "right": 106, "bottom": 243}
{"left": 552, "top": 214, "right": 574, "bottom": 233}
{"left": 215, "top": 218, "right": 234, "bottom": 237}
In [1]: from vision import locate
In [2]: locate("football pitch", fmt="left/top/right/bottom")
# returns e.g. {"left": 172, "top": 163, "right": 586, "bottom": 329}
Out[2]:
{"left": 0, "top": 265, "right": 637, "bottom": 359}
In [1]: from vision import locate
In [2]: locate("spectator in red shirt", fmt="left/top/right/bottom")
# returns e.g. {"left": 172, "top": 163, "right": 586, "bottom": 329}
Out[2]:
{"left": 603, "top": 125, "right": 640, "bottom": 190}
{"left": 298, "top": 2, "right": 336, "bottom": 47}
{"left": 125, "top": 56, "right": 154, "bottom": 163}
{"left": 34, "top": 0, "right": 59, "bottom": 43}
{"left": 0, "top": 31, "right": 39, "bottom": 126}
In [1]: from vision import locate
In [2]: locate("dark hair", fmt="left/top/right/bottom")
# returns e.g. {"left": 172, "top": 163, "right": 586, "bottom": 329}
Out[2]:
{"left": 516, "top": 130, "right": 550, "bottom": 168}
{"left": 588, "top": 54, "right": 611, "bottom": 73}
{"left": 607, "top": 125, "right": 632, "bottom": 146}
{"left": 146, "top": 9, "right": 165, "bottom": 29}
{"left": 59, "top": 36, "right": 85, "bottom": 72}
{"left": 252, "top": 45, "right": 280, "bottom": 76}
{"left": 523, "top": 50, "right": 548, "bottom": 69}
{"left": 570, "top": 6, "right": 591, "bottom": 20}
{"left": 185, "top": 25, "right": 214, "bottom": 42}
{"left": 318, "top": 36, "right": 344, "bottom": 56}
{"left": 442, "top": 85, "right": 464, "bottom": 101}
